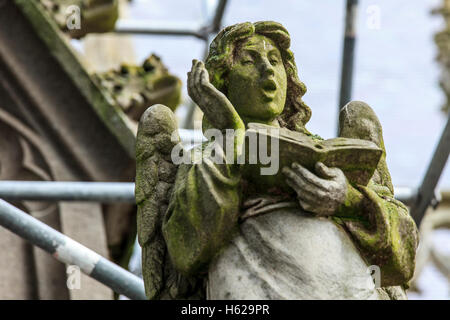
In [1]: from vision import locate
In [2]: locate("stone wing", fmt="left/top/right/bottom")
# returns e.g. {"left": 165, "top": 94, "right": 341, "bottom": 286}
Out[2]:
{"left": 135, "top": 104, "right": 180, "bottom": 299}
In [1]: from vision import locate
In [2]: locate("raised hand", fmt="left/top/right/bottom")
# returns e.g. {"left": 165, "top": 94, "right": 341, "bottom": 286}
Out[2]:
{"left": 187, "top": 59, "right": 244, "bottom": 132}
{"left": 282, "top": 162, "right": 348, "bottom": 216}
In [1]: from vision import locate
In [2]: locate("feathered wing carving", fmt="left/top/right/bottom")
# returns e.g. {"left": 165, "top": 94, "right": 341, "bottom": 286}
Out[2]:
{"left": 135, "top": 104, "right": 181, "bottom": 299}
{"left": 135, "top": 104, "right": 205, "bottom": 299}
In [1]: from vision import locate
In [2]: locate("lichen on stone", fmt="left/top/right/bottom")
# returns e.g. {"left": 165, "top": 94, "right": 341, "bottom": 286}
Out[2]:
{"left": 94, "top": 55, "right": 182, "bottom": 121}
{"left": 39, "top": 0, "right": 119, "bottom": 38}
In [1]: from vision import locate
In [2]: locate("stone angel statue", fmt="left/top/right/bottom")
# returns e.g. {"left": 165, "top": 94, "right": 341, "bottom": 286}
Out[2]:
{"left": 135, "top": 21, "right": 419, "bottom": 300}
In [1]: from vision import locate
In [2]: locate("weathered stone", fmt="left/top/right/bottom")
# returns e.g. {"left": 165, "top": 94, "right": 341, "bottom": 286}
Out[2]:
{"left": 95, "top": 55, "right": 182, "bottom": 121}
{"left": 0, "top": 0, "right": 136, "bottom": 299}
{"left": 208, "top": 207, "right": 380, "bottom": 300}
{"left": 136, "top": 21, "right": 418, "bottom": 300}
{"left": 39, "top": 0, "right": 119, "bottom": 39}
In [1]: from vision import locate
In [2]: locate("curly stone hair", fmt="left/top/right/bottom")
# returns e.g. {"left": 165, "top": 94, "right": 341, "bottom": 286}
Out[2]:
{"left": 205, "top": 21, "right": 312, "bottom": 132}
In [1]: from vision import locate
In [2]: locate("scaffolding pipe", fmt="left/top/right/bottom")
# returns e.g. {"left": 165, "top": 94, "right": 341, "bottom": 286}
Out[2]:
{"left": 0, "top": 199, "right": 147, "bottom": 300}
{"left": 338, "top": 0, "right": 358, "bottom": 134}
{"left": 410, "top": 113, "right": 450, "bottom": 226}
{"left": 114, "top": 20, "right": 207, "bottom": 39}
{"left": 0, "top": 181, "right": 415, "bottom": 204}
{"left": 211, "top": 0, "right": 228, "bottom": 32}
{"left": 0, "top": 181, "right": 136, "bottom": 203}
{"left": 183, "top": 0, "right": 229, "bottom": 129}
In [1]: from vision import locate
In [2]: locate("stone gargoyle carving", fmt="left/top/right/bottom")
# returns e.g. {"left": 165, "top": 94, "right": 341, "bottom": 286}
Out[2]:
{"left": 135, "top": 21, "right": 419, "bottom": 300}
{"left": 95, "top": 54, "right": 182, "bottom": 121}
{"left": 39, "top": 0, "right": 119, "bottom": 39}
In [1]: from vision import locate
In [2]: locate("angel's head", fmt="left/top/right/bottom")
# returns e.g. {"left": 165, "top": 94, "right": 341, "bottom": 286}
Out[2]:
{"left": 205, "top": 21, "right": 311, "bottom": 131}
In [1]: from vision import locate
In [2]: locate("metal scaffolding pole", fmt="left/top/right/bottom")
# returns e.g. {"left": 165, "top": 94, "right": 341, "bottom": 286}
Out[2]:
{"left": 410, "top": 113, "right": 450, "bottom": 226}
{"left": 113, "top": 0, "right": 228, "bottom": 41}
{"left": 0, "top": 199, "right": 147, "bottom": 300}
{"left": 115, "top": 20, "right": 207, "bottom": 39}
{"left": 210, "top": 0, "right": 228, "bottom": 33}
{"left": 0, "top": 181, "right": 136, "bottom": 203}
{"left": 183, "top": 0, "right": 229, "bottom": 129}
{"left": 0, "top": 180, "right": 415, "bottom": 204}
{"left": 338, "top": 0, "right": 358, "bottom": 135}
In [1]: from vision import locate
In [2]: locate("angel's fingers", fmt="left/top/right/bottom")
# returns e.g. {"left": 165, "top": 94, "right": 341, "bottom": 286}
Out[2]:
{"left": 200, "top": 74, "right": 228, "bottom": 104}
{"left": 192, "top": 61, "right": 231, "bottom": 107}
{"left": 189, "top": 59, "right": 200, "bottom": 83}
{"left": 282, "top": 167, "right": 299, "bottom": 184}
{"left": 292, "top": 162, "right": 328, "bottom": 190}
{"left": 199, "top": 69, "right": 221, "bottom": 102}
{"left": 283, "top": 167, "right": 308, "bottom": 189}
{"left": 192, "top": 59, "right": 202, "bottom": 79}
{"left": 286, "top": 170, "right": 326, "bottom": 203}
{"left": 198, "top": 75, "right": 234, "bottom": 118}
{"left": 189, "top": 61, "right": 203, "bottom": 102}
{"left": 286, "top": 178, "right": 315, "bottom": 210}
{"left": 285, "top": 177, "right": 297, "bottom": 193}
{"left": 243, "top": 198, "right": 263, "bottom": 209}
{"left": 298, "top": 199, "right": 314, "bottom": 213}
{"left": 286, "top": 177, "right": 325, "bottom": 208}
{"left": 199, "top": 67, "right": 212, "bottom": 88}
{"left": 192, "top": 59, "right": 202, "bottom": 72}
{"left": 187, "top": 71, "right": 198, "bottom": 101}
{"left": 315, "top": 162, "right": 339, "bottom": 179}
{"left": 297, "top": 188, "right": 323, "bottom": 205}
{"left": 197, "top": 60, "right": 207, "bottom": 71}
{"left": 188, "top": 60, "right": 199, "bottom": 97}
{"left": 193, "top": 61, "right": 204, "bottom": 96}
{"left": 199, "top": 68, "right": 213, "bottom": 94}
{"left": 283, "top": 167, "right": 326, "bottom": 198}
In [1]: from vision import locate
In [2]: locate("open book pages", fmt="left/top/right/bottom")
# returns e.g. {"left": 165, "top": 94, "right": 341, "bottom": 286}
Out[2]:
{"left": 242, "top": 123, "right": 383, "bottom": 192}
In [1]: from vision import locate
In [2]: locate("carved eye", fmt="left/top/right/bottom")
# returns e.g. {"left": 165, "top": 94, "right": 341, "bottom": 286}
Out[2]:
{"left": 242, "top": 59, "right": 254, "bottom": 65}
{"left": 270, "top": 58, "right": 279, "bottom": 66}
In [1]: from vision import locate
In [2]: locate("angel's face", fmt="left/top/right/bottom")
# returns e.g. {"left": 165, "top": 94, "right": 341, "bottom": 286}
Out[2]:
{"left": 227, "top": 34, "right": 287, "bottom": 125}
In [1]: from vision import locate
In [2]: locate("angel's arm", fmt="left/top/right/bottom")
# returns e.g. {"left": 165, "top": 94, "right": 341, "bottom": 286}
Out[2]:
{"left": 282, "top": 159, "right": 418, "bottom": 287}
{"left": 285, "top": 101, "right": 419, "bottom": 287}
{"left": 159, "top": 60, "right": 245, "bottom": 277}
{"left": 334, "top": 101, "right": 419, "bottom": 287}
{"left": 162, "top": 149, "right": 241, "bottom": 277}
{"left": 334, "top": 180, "right": 418, "bottom": 287}
{"left": 188, "top": 60, "right": 245, "bottom": 161}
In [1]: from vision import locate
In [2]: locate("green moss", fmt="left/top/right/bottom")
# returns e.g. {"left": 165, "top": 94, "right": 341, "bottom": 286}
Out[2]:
{"left": 95, "top": 54, "right": 182, "bottom": 121}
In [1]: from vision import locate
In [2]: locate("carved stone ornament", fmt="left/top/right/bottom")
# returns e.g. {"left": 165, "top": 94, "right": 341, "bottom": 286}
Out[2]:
{"left": 136, "top": 21, "right": 418, "bottom": 300}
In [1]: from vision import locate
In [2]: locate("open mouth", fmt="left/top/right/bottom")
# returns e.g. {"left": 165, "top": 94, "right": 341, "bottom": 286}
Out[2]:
{"left": 262, "top": 79, "right": 277, "bottom": 92}
{"left": 261, "top": 79, "right": 277, "bottom": 101}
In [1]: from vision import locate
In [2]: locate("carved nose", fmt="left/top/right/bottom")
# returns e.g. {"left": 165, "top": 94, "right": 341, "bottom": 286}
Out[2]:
{"left": 261, "top": 59, "right": 275, "bottom": 77}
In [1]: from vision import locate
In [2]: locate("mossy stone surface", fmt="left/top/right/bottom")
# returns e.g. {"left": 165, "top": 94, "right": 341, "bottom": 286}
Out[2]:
{"left": 16, "top": 0, "right": 136, "bottom": 156}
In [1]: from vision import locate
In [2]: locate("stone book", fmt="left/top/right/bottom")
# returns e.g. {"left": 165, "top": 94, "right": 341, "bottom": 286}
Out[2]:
{"left": 243, "top": 123, "right": 383, "bottom": 191}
